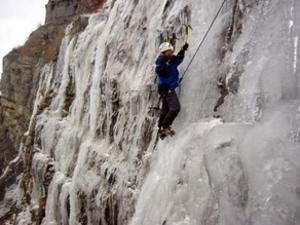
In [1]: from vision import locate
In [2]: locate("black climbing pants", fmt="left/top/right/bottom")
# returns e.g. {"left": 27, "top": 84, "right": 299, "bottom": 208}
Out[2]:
{"left": 158, "top": 85, "right": 181, "bottom": 129}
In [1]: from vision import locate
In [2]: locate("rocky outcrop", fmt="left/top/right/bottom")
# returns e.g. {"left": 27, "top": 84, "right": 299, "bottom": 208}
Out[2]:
{"left": 1, "top": 0, "right": 300, "bottom": 225}
{"left": 0, "top": 1, "right": 105, "bottom": 223}
{"left": 45, "top": 0, "right": 80, "bottom": 23}
{"left": 45, "top": 0, "right": 106, "bottom": 23}
{"left": 0, "top": 3, "right": 93, "bottom": 167}
{"left": 0, "top": 21, "right": 67, "bottom": 177}
{"left": 78, "top": 0, "right": 106, "bottom": 13}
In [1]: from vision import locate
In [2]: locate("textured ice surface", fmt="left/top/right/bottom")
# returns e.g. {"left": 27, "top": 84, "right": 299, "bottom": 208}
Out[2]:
{"left": 0, "top": 183, "right": 18, "bottom": 218}
{"left": 3, "top": 0, "right": 300, "bottom": 224}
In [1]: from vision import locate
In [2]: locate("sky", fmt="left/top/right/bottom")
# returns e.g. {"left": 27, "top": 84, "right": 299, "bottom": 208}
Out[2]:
{"left": 0, "top": 0, "right": 48, "bottom": 77}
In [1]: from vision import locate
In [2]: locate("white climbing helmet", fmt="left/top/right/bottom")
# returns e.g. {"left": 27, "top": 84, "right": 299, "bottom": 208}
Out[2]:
{"left": 159, "top": 42, "right": 174, "bottom": 53}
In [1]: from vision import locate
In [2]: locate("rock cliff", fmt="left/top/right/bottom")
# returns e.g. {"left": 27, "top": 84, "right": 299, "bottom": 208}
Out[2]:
{"left": 0, "top": 0, "right": 300, "bottom": 225}
{"left": 0, "top": 1, "right": 103, "bottom": 223}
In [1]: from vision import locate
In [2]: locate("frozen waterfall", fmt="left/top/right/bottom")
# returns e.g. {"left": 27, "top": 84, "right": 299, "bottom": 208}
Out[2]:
{"left": 4, "top": 0, "right": 300, "bottom": 225}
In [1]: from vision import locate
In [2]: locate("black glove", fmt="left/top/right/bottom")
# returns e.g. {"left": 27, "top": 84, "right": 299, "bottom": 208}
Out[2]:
{"left": 182, "top": 43, "right": 189, "bottom": 51}
{"left": 159, "top": 55, "right": 169, "bottom": 64}
{"left": 168, "top": 55, "right": 178, "bottom": 64}
{"left": 155, "top": 65, "right": 168, "bottom": 76}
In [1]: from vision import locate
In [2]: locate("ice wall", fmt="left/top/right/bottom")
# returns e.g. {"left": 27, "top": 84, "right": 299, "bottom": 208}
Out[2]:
{"left": 9, "top": 0, "right": 300, "bottom": 225}
{"left": 131, "top": 0, "right": 300, "bottom": 224}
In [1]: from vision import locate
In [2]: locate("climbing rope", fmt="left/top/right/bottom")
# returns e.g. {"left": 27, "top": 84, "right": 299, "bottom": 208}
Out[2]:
{"left": 149, "top": 0, "right": 227, "bottom": 112}
{"left": 179, "top": 0, "right": 227, "bottom": 84}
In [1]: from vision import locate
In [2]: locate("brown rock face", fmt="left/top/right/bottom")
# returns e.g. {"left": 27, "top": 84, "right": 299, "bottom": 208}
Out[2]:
{"left": 45, "top": 0, "right": 106, "bottom": 23}
{"left": 0, "top": 1, "right": 104, "bottom": 223}
{"left": 0, "top": 0, "right": 103, "bottom": 179}
{"left": 0, "top": 96, "right": 30, "bottom": 175}
{"left": 78, "top": 0, "right": 106, "bottom": 13}
{"left": 45, "top": 0, "right": 79, "bottom": 23}
{"left": 0, "top": 22, "right": 68, "bottom": 168}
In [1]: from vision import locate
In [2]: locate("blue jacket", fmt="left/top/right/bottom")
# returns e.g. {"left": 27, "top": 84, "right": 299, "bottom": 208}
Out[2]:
{"left": 155, "top": 49, "right": 185, "bottom": 90}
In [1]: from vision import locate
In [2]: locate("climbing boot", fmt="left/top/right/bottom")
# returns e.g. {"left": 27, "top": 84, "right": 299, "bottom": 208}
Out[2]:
{"left": 164, "top": 127, "right": 175, "bottom": 136}
{"left": 158, "top": 127, "right": 167, "bottom": 140}
{"left": 158, "top": 127, "right": 176, "bottom": 140}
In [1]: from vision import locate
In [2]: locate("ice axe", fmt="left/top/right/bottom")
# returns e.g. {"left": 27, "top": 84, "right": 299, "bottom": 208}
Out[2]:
{"left": 178, "top": 20, "right": 192, "bottom": 85}
{"left": 183, "top": 18, "right": 192, "bottom": 44}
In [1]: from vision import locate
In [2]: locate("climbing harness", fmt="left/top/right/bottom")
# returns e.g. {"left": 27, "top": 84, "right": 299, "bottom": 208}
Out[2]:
{"left": 179, "top": 0, "right": 227, "bottom": 84}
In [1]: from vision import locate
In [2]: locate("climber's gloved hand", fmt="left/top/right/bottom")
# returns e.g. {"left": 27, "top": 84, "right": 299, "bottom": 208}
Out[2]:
{"left": 182, "top": 43, "right": 189, "bottom": 51}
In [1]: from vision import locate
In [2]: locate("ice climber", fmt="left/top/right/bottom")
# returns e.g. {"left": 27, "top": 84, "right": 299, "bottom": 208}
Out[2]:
{"left": 155, "top": 42, "right": 189, "bottom": 139}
